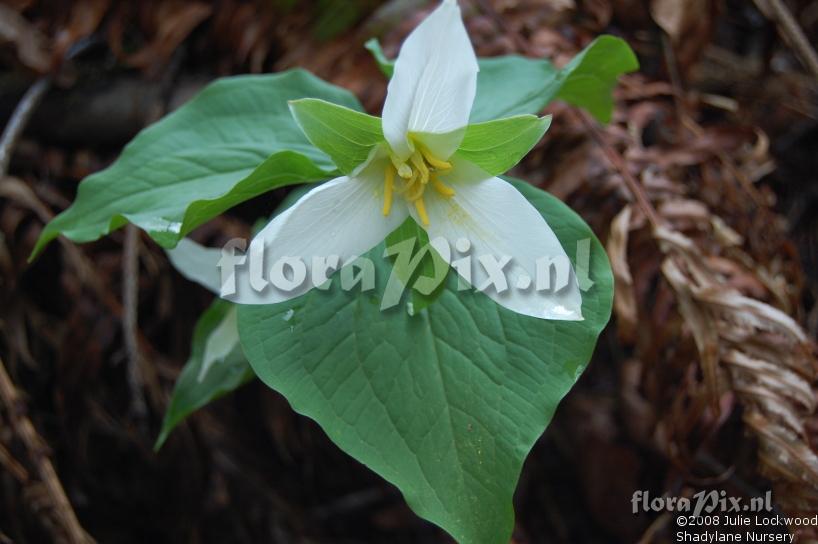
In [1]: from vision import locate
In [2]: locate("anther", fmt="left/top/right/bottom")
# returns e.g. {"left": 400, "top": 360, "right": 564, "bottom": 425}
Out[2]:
{"left": 431, "top": 173, "right": 455, "bottom": 197}
{"left": 419, "top": 146, "right": 452, "bottom": 170}
{"left": 380, "top": 141, "right": 455, "bottom": 226}
{"left": 388, "top": 151, "right": 413, "bottom": 178}
{"left": 414, "top": 197, "right": 430, "bottom": 226}
{"left": 406, "top": 174, "right": 425, "bottom": 201}
{"left": 409, "top": 152, "right": 430, "bottom": 185}
{"left": 382, "top": 166, "right": 395, "bottom": 216}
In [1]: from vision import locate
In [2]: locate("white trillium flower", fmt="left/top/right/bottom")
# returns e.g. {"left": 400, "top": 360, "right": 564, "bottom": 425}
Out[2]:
{"left": 171, "top": 0, "right": 583, "bottom": 320}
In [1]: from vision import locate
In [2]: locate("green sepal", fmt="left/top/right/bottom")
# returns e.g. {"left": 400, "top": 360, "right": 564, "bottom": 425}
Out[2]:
{"left": 454, "top": 114, "right": 551, "bottom": 175}
{"left": 289, "top": 98, "right": 385, "bottom": 175}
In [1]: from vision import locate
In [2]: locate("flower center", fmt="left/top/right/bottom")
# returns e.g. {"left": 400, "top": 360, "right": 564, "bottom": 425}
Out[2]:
{"left": 382, "top": 141, "right": 455, "bottom": 226}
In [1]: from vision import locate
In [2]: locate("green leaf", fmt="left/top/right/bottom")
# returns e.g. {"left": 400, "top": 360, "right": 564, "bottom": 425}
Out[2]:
{"left": 365, "top": 36, "right": 638, "bottom": 123}
{"left": 365, "top": 37, "right": 394, "bottom": 78}
{"left": 31, "top": 70, "right": 364, "bottom": 259}
{"left": 384, "top": 217, "right": 449, "bottom": 315}
{"left": 469, "top": 54, "right": 559, "bottom": 122}
{"left": 155, "top": 300, "right": 253, "bottom": 450}
{"left": 156, "top": 183, "right": 320, "bottom": 451}
{"left": 237, "top": 178, "right": 613, "bottom": 543}
{"left": 473, "top": 36, "right": 638, "bottom": 123}
{"left": 454, "top": 114, "right": 551, "bottom": 175}
{"left": 289, "top": 98, "right": 384, "bottom": 174}
{"left": 542, "top": 35, "right": 640, "bottom": 123}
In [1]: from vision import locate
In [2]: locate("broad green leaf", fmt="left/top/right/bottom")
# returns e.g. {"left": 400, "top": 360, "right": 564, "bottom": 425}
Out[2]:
{"left": 384, "top": 217, "right": 448, "bottom": 315}
{"left": 156, "top": 185, "right": 319, "bottom": 450}
{"left": 454, "top": 114, "right": 551, "bottom": 175}
{"left": 365, "top": 36, "right": 638, "bottom": 123}
{"left": 289, "top": 98, "right": 384, "bottom": 174}
{"left": 238, "top": 178, "right": 613, "bottom": 544}
{"left": 540, "top": 35, "right": 639, "bottom": 123}
{"left": 474, "top": 36, "right": 639, "bottom": 122}
{"left": 469, "top": 54, "right": 558, "bottom": 121}
{"left": 155, "top": 300, "right": 252, "bottom": 450}
{"left": 31, "top": 70, "right": 364, "bottom": 259}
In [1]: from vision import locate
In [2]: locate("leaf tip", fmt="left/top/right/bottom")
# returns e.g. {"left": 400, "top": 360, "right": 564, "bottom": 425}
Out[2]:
{"left": 28, "top": 229, "right": 55, "bottom": 263}
{"left": 153, "top": 429, "right": 169, "bottom": 453}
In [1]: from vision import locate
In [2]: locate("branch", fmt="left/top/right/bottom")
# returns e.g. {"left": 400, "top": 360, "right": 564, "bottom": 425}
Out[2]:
{"left": 0, "top": 439, "right": 29, "bottom": 483}
{"left": 122, "top": 225, "right": 148, "bottom": 419}
{"left": 0, "top": 357, "right": 94, "bottom": 543}
{"left": 754, "top": 0, "right": 818, "bottom": 79}
{"left": 571, "top": 109, "right": 663, "bottom": 230}
{"left": 0, "top": 77, "right": 50, "bottom": 178}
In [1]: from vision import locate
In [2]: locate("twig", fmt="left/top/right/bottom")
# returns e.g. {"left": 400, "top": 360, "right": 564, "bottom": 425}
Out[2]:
{"left": 681, "top": 117, "right": 769, "bottom": 209}
{"left": 0, "top": 357, "right": 94, "bottom": 543}
{"left": 0, "top": 77, "right": 50, "bottom": 178}
{"left": 0, "top": 68, "right": 92, "bottom": 544}
{"left": 2, "top": 175, "right": 165, "bottom": 406}
{"left": 571, "top": 109, "right": 663, "bottom": 229}
{"left": 754, "top": 0, "right": 818, "bottom": 79}
{"left": 122, "top": 225, "right": 148, "bottom": 420}
{"left": 658, "top": 36, "right": 769, "bottom": 209}
{"left": 0, "top": 440, "right": 29, "bottom": 483}
{"left": 660, "top": 32, "right": 688, "bottom": 117}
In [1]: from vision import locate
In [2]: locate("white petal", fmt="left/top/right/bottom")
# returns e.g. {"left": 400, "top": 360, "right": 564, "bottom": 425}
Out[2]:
{"left": 168, "top": 161, "right": 408, "bottom": 304}
{"left": 415, "top": 164, "right": 583, "bottom": 320}
{"left": 382, "top": 0, "right": 478, "bottom": 161}
{"left": 167, "top": 238, "right": 224, "bottom": 294}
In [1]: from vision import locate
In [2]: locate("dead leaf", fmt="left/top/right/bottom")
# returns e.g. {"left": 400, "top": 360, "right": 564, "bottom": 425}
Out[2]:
{"left": 52, "top": 0, "right": 110, "bottom": 64}
{"left": 0, "top": 3, "right": 50, "bottom": 72}
{"left": 607, "top": 205, "right": 638, "bottom": 341}
{"left": 123, "top": 1, "right": 212, "bottom": 74}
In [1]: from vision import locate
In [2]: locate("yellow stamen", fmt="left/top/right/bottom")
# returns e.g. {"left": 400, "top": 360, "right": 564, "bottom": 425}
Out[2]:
{"left": 430, "top": 173, "right": 455, "bottom": 197}
{"left": 387, "top": 154, "right": 411, "bottom": 179}
{"left": 414, "top": 197, "right": 430, "bottom": 226}
{"left": 406, "top": 172, "right": 425, "bottom": 201}
{"left": 409, "top": 153, "right": 430, "bottom": 185}
{"left": 394, "top": 170, "right": 412, "bottom": 195}
{"left": 418, "top": 145, "right": 452, "bottom": 170}
{"left": 382, "top": 166, "right": 394, "bottom": 216}
{"left": 377, "top": 142, "right": 454, "bottom": 226}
